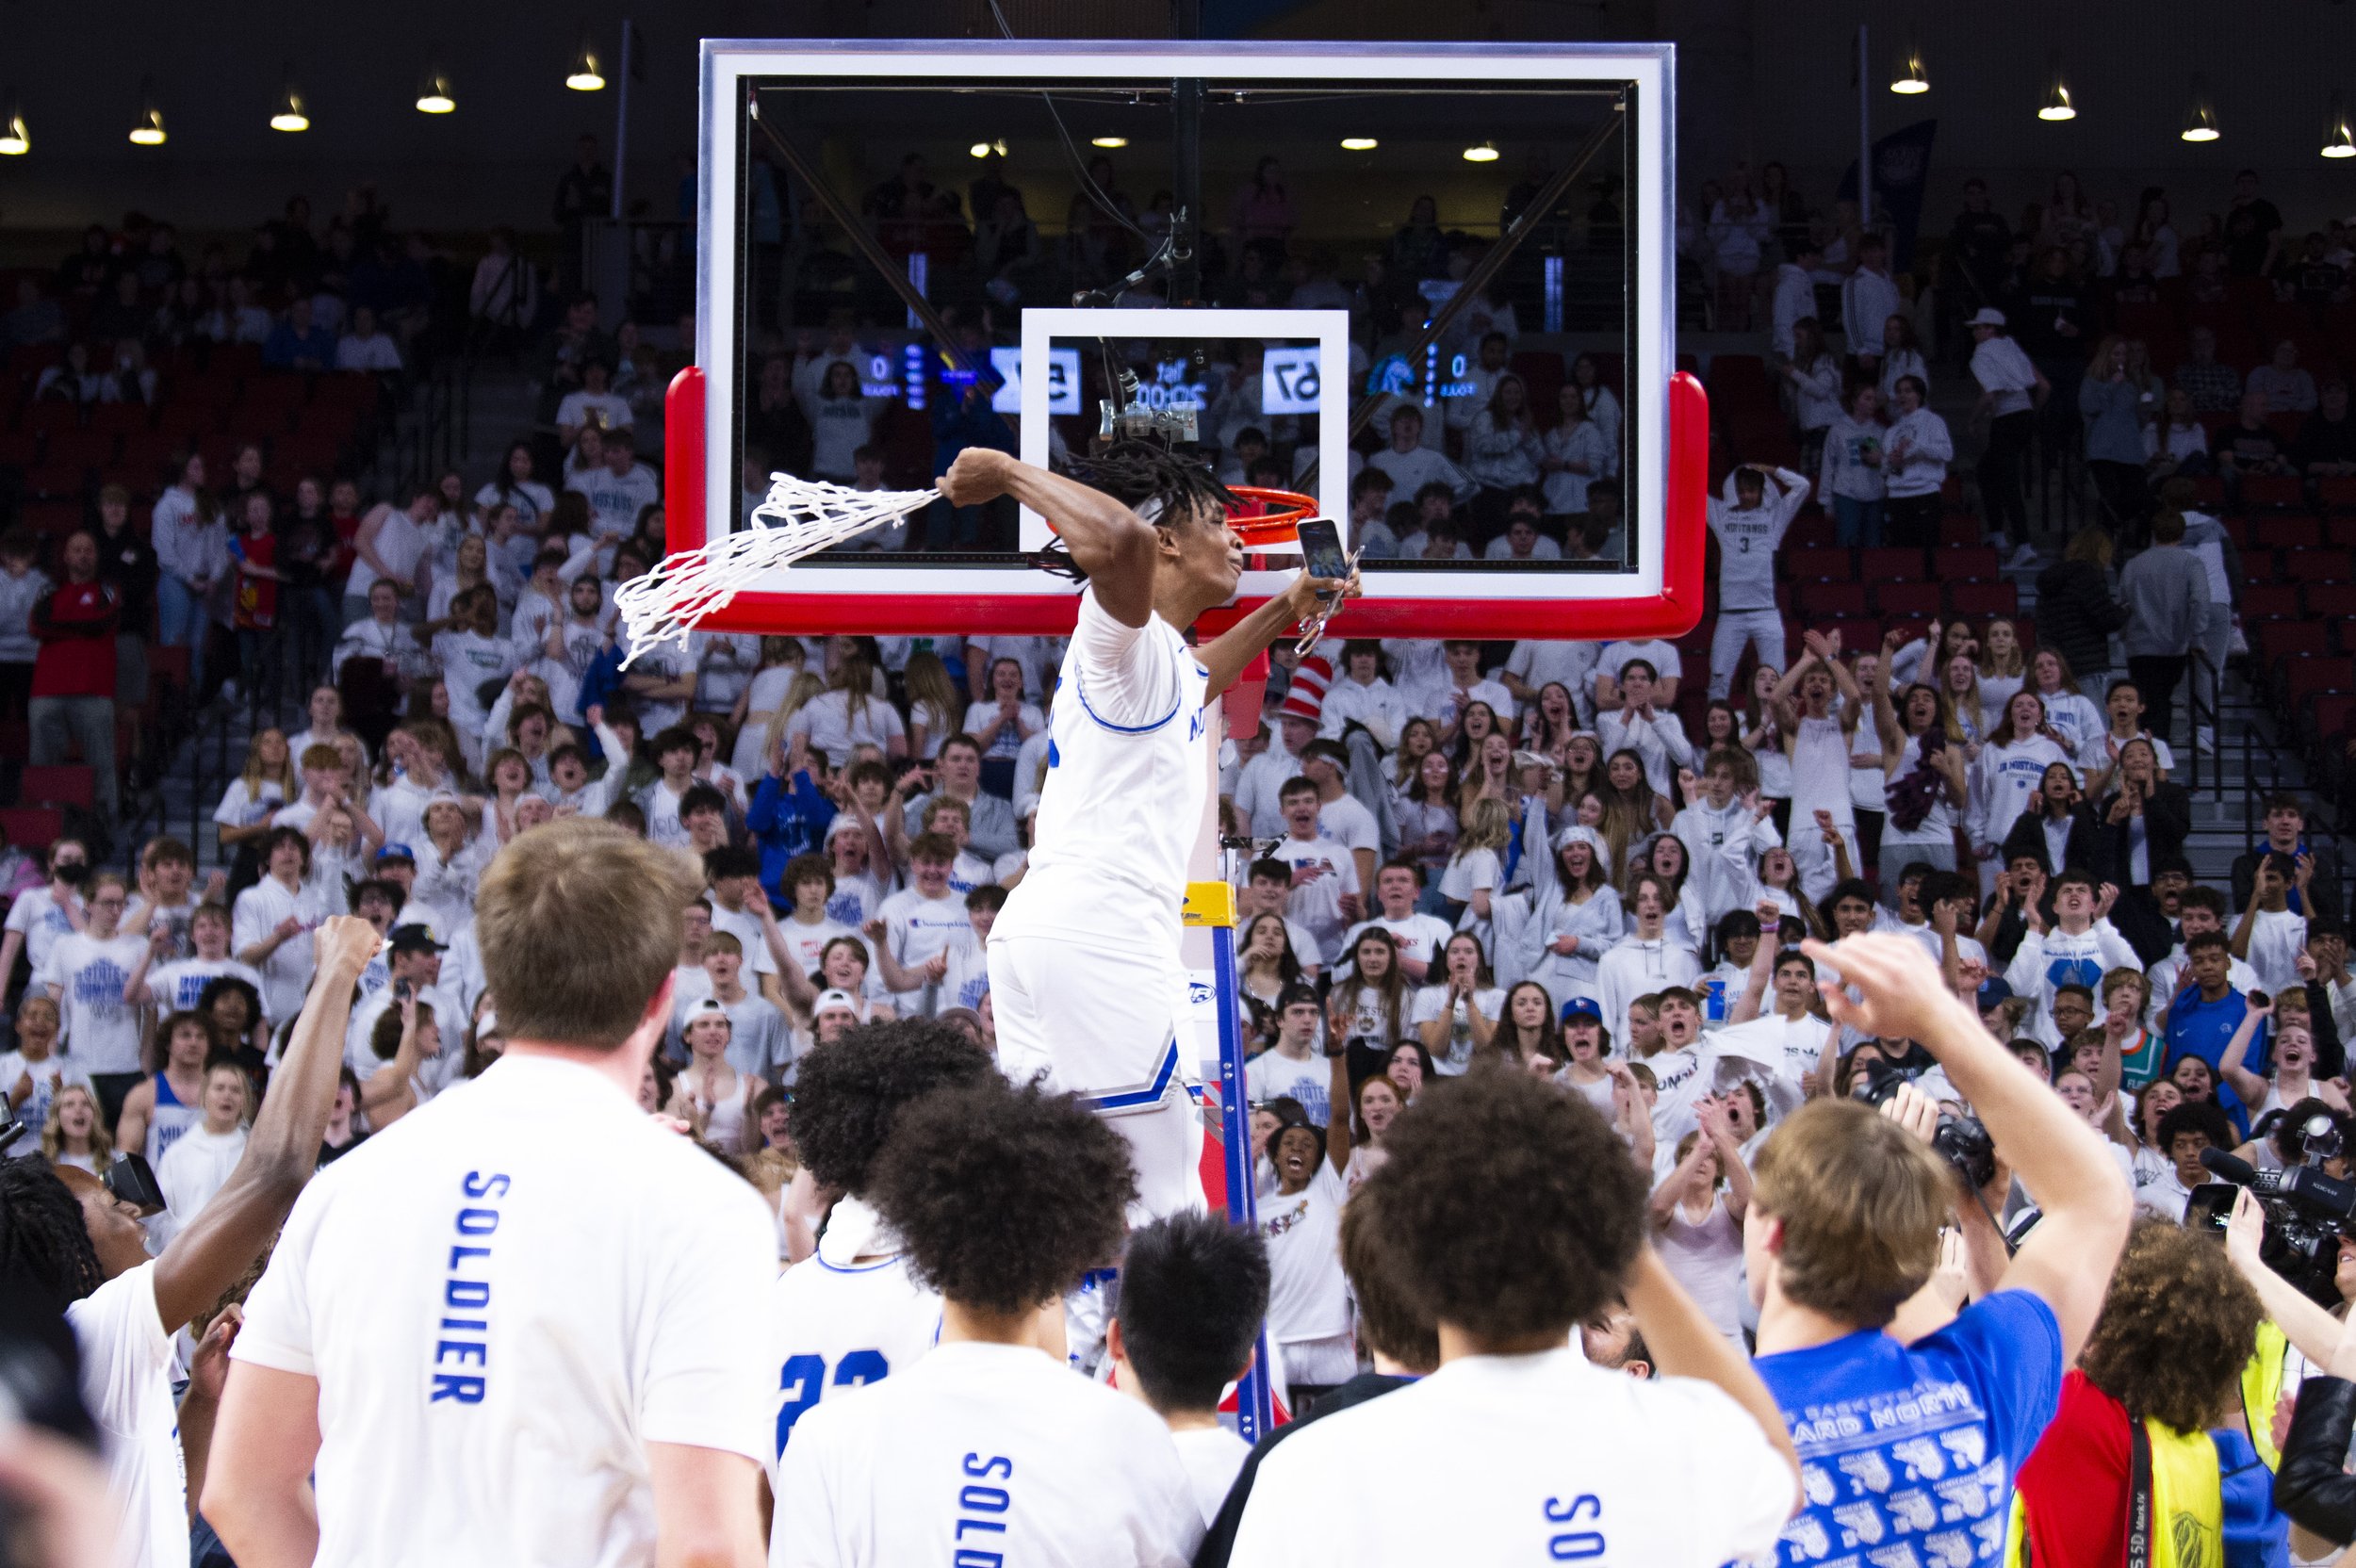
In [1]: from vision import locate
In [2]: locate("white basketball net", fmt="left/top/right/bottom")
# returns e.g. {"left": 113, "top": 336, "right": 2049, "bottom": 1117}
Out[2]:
{"left": 614, "top": 473, "right": 940, "bottom": 664}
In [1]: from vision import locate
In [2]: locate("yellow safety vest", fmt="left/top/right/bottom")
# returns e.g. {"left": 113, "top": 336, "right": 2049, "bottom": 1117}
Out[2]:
{"left": 2240, "top": 1318, "right": 2289, "bottom": 1473}
{"left": 2007, "top": 1416, "right": 2225, "bottom": 1568}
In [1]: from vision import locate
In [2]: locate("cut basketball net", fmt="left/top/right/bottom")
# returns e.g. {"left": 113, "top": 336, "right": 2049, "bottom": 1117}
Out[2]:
{"left": 614, "top": 473, "right": 941, "bottom": 663}
{"left": 615, "top": 472, "right": 1329, "bottom": 665}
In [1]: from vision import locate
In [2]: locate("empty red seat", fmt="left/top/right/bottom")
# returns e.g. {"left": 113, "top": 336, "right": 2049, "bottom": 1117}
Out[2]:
{"left": 2253, "top": 514, "right": 2324, "bottom": 549}
{"left": 2282, "top": 656, "right": 2356, "bottom": 709}
{"left": 2307, "top": 583, "right": 2356, "bottom": 618}
{"left": 1861, "top": 547, "right": 1926, "bottom": 582}
{"left": 2242, "top": 584, "right": 2303, "bottom": 618}
{"left": 1795, "top": 581, "right": 1868, "bottom": 618}
{"left": 2258, "top": 621, "right": 2334, "bottom": 662}
{"left": 1873, "top": 581, "right": 1942, "bottom": 618}
{"left": 1948, "top": 580, "right": 2019, "bottom": 616}
{"left": 1783, "top": 547, "right": 1853, "bottom": 581}
{"left": 1787, "top": 515, "right": 1838, "bottom": 550}
{"left": 2283, "top": 548, "right": 2355, "bottom": 582}
{"left": 15, "top": 765, "right": 94, "bottom": 811}
{"left": 0, "top": 808, "right": 62, "bottom": 856}
{"left": 2312, "top": 693, "right": 2356, "bottom": 743}
{"left": 1941, "top": 546, "right": 2003, "bottom": 581}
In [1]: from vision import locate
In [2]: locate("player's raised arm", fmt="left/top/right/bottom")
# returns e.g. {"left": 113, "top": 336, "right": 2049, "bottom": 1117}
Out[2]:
{"left": 939, "top": 449, "right": 1160, "bottom": 626}
{"left": 1196, "top": 566, "right": 1360, "bottom": 700}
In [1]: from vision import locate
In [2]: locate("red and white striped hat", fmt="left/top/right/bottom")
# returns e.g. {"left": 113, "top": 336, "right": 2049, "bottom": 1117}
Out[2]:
{"left": 1278, "top": 655, "right": 1331, "bottom": 725}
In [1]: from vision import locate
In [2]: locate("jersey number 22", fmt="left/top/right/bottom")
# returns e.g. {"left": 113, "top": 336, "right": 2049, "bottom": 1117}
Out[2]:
{"left": 776, "top": 1349, "right": 889, "bottom": 1454}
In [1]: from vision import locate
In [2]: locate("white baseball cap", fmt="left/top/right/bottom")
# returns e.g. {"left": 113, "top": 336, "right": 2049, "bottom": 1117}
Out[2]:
{"left": 1968, "top": 307, "right": 2007, "bottom": 328}
{"left": 812, "top": 988, "right": 861, "bottom": 1018}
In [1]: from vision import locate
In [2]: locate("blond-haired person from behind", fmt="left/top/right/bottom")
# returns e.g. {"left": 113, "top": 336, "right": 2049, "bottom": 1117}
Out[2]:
{"left": 205, "top": 820, "right": 778, "bottom": 1568}
{"left": 1746, "top": 932, "right": 2133, "bottom": 1568}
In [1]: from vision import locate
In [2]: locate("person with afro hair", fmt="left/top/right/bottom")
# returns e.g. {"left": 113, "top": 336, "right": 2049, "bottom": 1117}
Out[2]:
{"left": 1227, "top": 1068, "right": 1798, "bottom": 1568}
{"left": 766, "top": 1020, "right": 997, "bottom": 1463}
{"left": 774, "top": 1078, "right": 1202, "bottom": 1565}
{"left": 1107, "top": 1211, "right": 1271, "bottom": 1528}
{"left": 2010, "top": 1220, "right": 2276, "bottom": 1565}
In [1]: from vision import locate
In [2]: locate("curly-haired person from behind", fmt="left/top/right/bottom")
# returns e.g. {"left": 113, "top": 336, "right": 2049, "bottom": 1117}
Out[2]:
{"left": 1226, "top": 1069, "right": 1800, "bottom": 1568}
{"left": 1195, "top": 1178, "right": 1440, "bottom": 1568}
{"left": 1749, "top": 933, "right": 2134, "bottom": 1568}
{"left": 205, "top": 820, "right": 781, "bottom": 1568}
{"left": 2009, "top": 1221, "right": 2278, "bottom": 1566}
{"left": 773, "top": 1079, "right": 1203, "bottom": 1567}
{"left": 1106, "top": 1212, "right": 1271, "bottom": 1528}
{"left": 766, "top": 1021, "right": 998, "bottom": 1469}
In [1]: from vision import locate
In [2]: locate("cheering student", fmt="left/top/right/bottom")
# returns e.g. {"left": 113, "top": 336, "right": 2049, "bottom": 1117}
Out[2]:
{"left": 938, "top": 443, "right": 1356, "bottom": 1221}
{"left": 1105, "top": 1212, "right": 1272, "bottom": 1528}
{"left": 767, "top": 1021, "right": 999, "bottom": 1464}
{"left": 773, "top": 1079, "right": 1202, "bottom": 1567}
{"left": 1195, "top": 1181, "right": 1441, "bottom": 1568}
{"left": 205, "top": 822, "right": 779, "bottom": 1568}
{"left": 0, "top": 910, "right": 371, "bottom": 1568}
{"left": 1226, "top": 1070, "right": 1799, "bottom": 1567}
{"left": 1748, "top": 933, "right": 2132, "bottom": 1568}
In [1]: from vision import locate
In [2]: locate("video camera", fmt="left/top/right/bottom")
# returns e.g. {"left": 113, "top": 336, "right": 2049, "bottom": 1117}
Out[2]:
{"left": 1854, "top": 1062, "right": 1999, "bottom": 1192}
{"left": 2195, "top": 1112, "right": 2356, "bottom": 1307}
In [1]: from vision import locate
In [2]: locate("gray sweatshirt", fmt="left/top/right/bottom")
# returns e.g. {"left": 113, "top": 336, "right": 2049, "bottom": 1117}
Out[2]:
{"left": 2117, "top": 544, "right": 2211, "bottom": 657}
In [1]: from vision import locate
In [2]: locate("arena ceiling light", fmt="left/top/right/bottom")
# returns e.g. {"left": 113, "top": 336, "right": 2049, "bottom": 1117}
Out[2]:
{"left": 416, "top": 58, "right": 456, "bottom": 115}
{"left": 270, "top": 68, "right": 309, "bottom": 133}
{"left": 2327, "top": 95, "right": 2356, "bottom": 159}
{"left": 1889, "top": 42, "right": 1928, "bottom": 95}
{"left": 128, "top": 80, "right": 166, "bottom": 146}
{"left": 968, "top": 138, "right": 1006, "bottom": 158}
{"left": 566, "top": 40, "right": 606, "bottom": 92}
{"left": 1339, "top": 136, "right": 1378, "bottom": 151}
{"left": 0, "top": 95, "right": 25, "bottom": 156}
{"left": 1462, "top": 140, "right": 1499, "bottom": 162}
{"left": 2037, "top": 54, "right": 2075, "bottom": 122}
{"left": 1089, "top": 135, "right": 1126, "bottom": 148}
{"left": 2180, "top": 76, "right": 2218, "bottom": 142}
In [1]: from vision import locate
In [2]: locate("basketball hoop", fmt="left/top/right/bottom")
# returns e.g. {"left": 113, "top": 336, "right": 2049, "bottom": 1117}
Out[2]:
{"left": 1223, "top": 485, "right": 1316, "bottom": 547}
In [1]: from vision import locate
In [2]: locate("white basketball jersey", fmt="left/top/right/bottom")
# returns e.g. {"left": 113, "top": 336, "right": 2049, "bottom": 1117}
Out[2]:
{"left": 767, "top": 1197, "right": 943, "bottom": 1473}
{"left": 992, "top": 588, "right": 1209, "bottom": 963}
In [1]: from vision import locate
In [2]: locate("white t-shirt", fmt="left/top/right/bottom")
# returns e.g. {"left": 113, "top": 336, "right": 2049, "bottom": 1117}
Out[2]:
{"left": 232, "top": 1054, "right": 778, "bottom": 1568}
{"left": 67, "top": 1262, "right": 188, "bottom": 1568}
{"left": 995, "top": 588, "right": 1210, "bottom": 965}
{"left": 1227, "top": 1348, "right": 1792, "bottom": 1568}
{"left": 41, "top": 931, "right": 149, "bottom": 1075}
{"left": 1409, "top": 985, "right": 1508, "bottom": 1074}
{"left": 1172, "top": 1425, "right": 1252, "bottom": 1529}
{"left": 785, "top": 691, "right": 908, "bottom": 761}
{"left": 1245, "top": 1048, "right": 1333, "bottom": 1129}
{"left": 1269, "top": 835, "right": 1362, "bottom": 965}
{"left": 4, "top": 885, "right": 83, "bottom": 981}
{"left": 156, "top": 1122, "right": 248, "bottom": 1239}
{"left": 774, "top": 1340, "right": 1201, "bottom": 1568}
{"left": 147, "top": 956, "right": 269, "bottom": 1021}
{"left": 1258, "top": 1162, "right": 1352, "bottom": 1347}
{"left": 767, "top": 1195, "right": 944, "bottom": 1469}
{"left": 232, "top": 877, "right": 325, "bottom": 1024}
{"left": 565, "top": 460, "right": 663, "bottom": 541}
{"left": 0, "top": 1051, "right": 90, "bottom": 1152}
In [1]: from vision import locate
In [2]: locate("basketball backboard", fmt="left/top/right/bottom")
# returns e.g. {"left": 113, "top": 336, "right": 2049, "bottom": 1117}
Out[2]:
{"left": 668, "top": 39, "right": 1705, "bottom": 639}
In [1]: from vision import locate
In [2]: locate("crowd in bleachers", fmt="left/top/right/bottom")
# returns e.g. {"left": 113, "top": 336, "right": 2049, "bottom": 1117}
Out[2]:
{"left": 11, "top": 137, "right": 2356, "bottom": 1568}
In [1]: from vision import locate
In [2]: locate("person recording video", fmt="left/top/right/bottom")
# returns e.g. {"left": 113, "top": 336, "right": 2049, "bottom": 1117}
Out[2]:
{"left": 1749, "top": 932, "right": 2134, "bottom": 1568}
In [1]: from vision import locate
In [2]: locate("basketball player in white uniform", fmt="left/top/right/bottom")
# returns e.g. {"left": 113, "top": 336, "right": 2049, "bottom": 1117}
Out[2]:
{"left": 938, "top": 443, "right": 1356, "bottom": 1221}
{"left": 765, "top": 1021, "right": 996, "bottom": 1497}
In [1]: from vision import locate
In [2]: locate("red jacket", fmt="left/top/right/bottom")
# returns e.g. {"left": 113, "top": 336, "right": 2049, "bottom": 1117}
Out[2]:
{"left": 30, "top": 579, "right": 121, "bottom": 699}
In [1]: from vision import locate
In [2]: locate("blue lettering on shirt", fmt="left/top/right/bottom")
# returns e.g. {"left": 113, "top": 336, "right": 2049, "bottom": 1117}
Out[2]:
{"left": 432, "top": 1170, "right": 509, "bottom": 1405}
{"left": 1756, "top": 1293, "right": 2062, "bottom": 1566}
{"left": 71, "top": 959, "right": 129, "bottom": 1017}
{"left": 954, "top": 1453, "right": 1014, "bottom": 1566}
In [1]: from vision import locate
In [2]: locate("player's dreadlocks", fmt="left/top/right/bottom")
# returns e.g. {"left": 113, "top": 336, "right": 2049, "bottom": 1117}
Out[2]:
{"left": 1038, "top": 439, "right": 1238, "bottom": 580}
{"left": 0, "top": 1159, "right": 106, "bottom": 1307}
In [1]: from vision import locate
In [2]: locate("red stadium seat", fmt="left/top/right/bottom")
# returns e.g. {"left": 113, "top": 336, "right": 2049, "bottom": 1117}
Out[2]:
{"left": 2253, "top": 515, "right": 2324, "bottom": 549}
{"left": 1940, "top": 547, "right": 2003, "bottom": 581}
{"left": 1873, "top": 582, "right": 1942, "bottom": 619}
{"left": 1947, "top": 580, "right": 2018, "bottom": 616}
{"left": 2257, "top": 621, "right": 2333, "bottom": 662}
{"left": 1782, "top": 547, "right": 1853, "bottom": 581}
{"left": 0, "top": 808, "right": 62, "bottom": 857}
{"left": 15, "top": 765, "right": 94, "bottom": 811}
{"left": 2281, "top": 657, "right": 2356, "bottom": 710}
{"left": 1861, "top": 547, "right": 1926, "bottom": 582}
{"left": 1795, "top": 581, "right": 1868, "bottom": 618}
{"left": 2241, "top": 475, "right": 2308, "bottom": 512}
{"left": 2306, "top": 583, "right": 2356, "bottom": 618}
{"left": 2242, "top": 584, "right": 2302, "bottom": 619}
{"left": 2283, "top": 548, "right": 2354, "bottom": 582}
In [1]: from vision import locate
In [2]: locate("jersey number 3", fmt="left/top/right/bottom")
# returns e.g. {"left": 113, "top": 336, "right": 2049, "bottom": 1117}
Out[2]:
{"left": 776, "top": 1349, "right": 890, "bottom": 1454}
